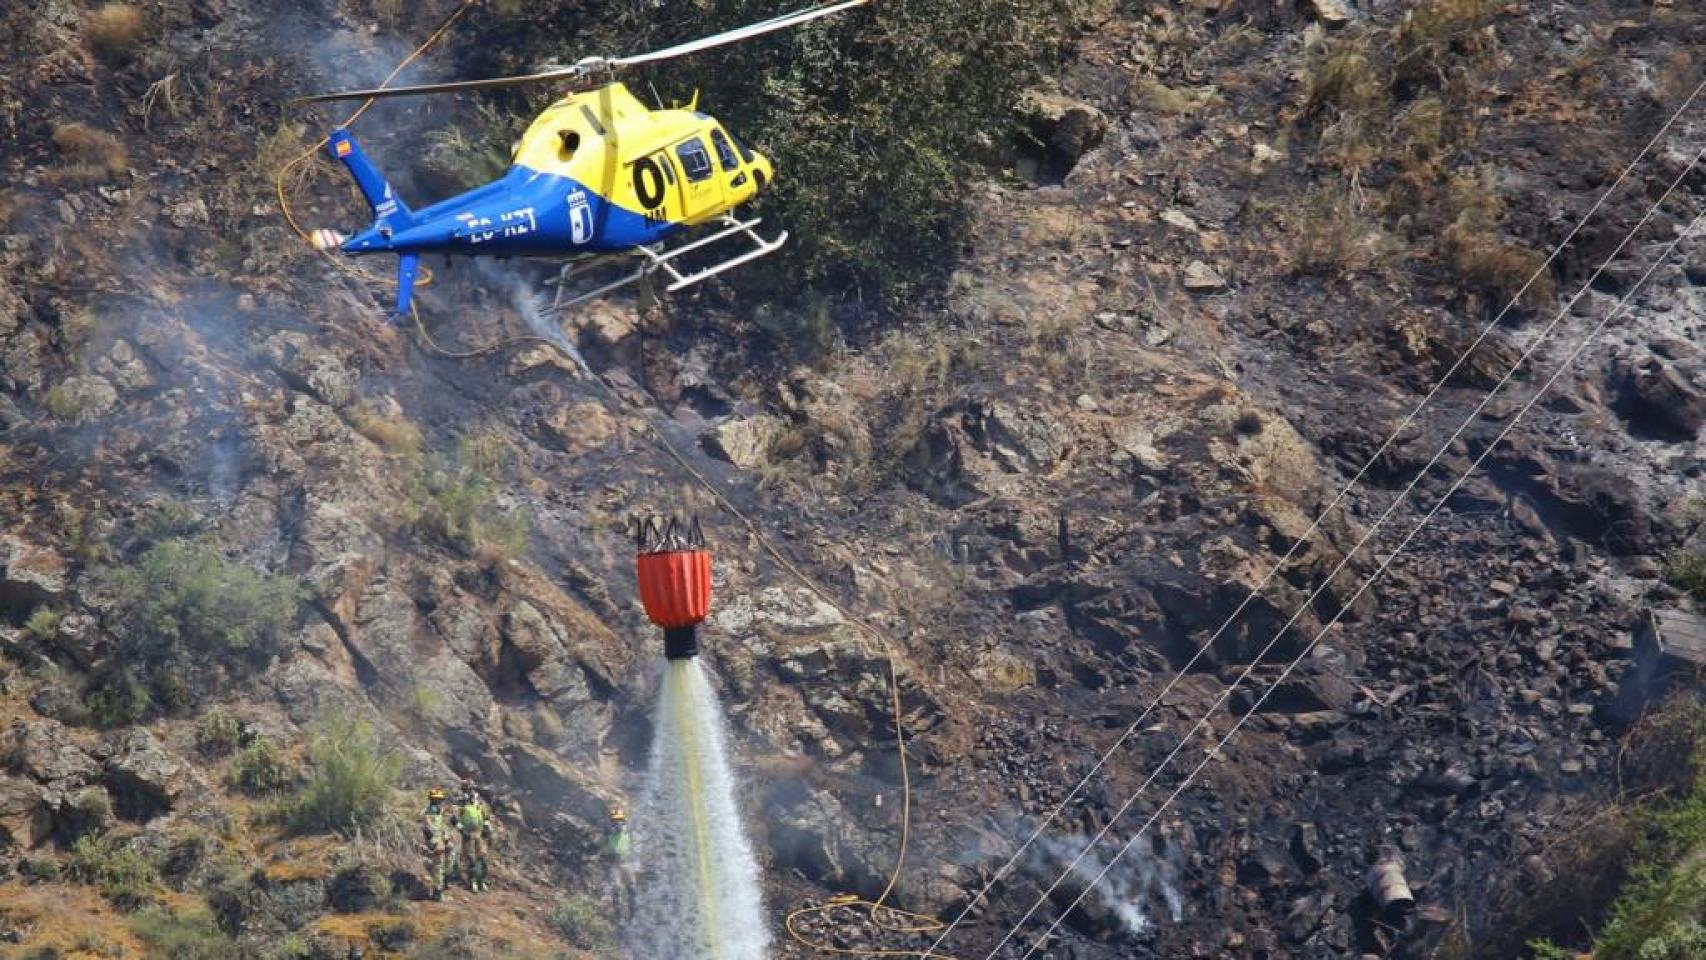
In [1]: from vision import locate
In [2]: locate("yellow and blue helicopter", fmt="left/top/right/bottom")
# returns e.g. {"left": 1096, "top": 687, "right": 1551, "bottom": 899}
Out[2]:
{"left": 296, "top": 0, "right": 869, "bottom": 317}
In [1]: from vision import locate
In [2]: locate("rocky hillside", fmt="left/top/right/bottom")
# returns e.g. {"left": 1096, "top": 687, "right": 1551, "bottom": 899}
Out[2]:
{"left": 1, "top": 1, "right": 1704, "bottom": 959}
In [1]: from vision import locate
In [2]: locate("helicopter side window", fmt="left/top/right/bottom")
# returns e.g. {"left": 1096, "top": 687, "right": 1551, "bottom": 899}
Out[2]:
{"left": 709, "top": 129, "right": 739, "bottom": 172}
{"left": 676, "top": 138, "right": 713, "bottom": 183}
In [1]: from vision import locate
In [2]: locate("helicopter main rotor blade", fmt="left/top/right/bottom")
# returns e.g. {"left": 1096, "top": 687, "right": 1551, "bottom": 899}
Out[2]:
{"left": 611, "top": 0, "right": 870, "bottom": 69}
{"left": 291, "top": 66, "right": 585, "bottom": 106}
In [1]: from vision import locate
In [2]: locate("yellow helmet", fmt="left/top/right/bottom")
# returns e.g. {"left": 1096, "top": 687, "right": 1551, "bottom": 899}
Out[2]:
{"left": 428, "top": 788, "right": 447, "bottom": 802}
{"left": 611, "top": 807, "right": 627, "bottom": 823}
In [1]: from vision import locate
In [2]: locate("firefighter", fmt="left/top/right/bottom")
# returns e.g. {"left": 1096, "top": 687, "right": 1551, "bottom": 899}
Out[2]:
{"left": 420, "top": 788, "right": 455, "bottom": 900}
{"left": 607, "top": 806, "right": 635, "bottom": 920}
{"left": 456, "top": 778, "right": 494, "bottom": 891}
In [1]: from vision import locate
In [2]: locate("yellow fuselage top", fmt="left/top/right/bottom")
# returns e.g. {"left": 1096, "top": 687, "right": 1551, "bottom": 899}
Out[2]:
{"left": 512, "top": 82, "right": 772, "bottom": 227}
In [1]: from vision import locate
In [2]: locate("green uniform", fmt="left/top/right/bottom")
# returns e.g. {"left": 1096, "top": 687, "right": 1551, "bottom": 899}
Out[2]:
{"left": 421, "top": 803, "right": 455, "bottom": 897}
{"left": 608, "top": 822, "right": 634, "bottom": 919}
{"left": 458, "top": 795, "right": 492, "bottom": 890}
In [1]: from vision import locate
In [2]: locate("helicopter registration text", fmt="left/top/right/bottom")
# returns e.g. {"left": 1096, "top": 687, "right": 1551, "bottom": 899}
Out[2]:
{"left": 459, "top": 207, "right": 538, "bottom": 246}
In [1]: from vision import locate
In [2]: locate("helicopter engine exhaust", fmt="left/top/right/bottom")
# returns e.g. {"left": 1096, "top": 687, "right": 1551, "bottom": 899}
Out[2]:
{"left": 636, "top": 516, "right": 711, "bottom": 661}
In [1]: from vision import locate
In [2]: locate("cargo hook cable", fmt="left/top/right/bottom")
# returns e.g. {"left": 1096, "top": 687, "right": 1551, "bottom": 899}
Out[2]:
{"left": 1008, "top": 168, "right": 1706, "bottom": 960}
{"left": 916, "top": 71, "right": 1706, "bottom": 960}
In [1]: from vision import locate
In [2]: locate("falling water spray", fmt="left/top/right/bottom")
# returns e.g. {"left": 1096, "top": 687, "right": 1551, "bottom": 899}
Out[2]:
{"left": 628, "top": 516, "right": 771, "bottom": 959}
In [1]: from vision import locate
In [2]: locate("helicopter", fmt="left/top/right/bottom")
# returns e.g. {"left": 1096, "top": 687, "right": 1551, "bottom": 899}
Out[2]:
{"left": 294, "top": 0, "right": 870, "bottom": 318}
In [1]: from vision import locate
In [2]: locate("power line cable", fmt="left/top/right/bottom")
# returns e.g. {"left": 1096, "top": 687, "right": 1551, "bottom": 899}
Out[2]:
{"left": 1003, "top": 150, "right": 1706, "bottom": 960}
{"left": 917, "top": 71, "right": 1706, "bottom": 960}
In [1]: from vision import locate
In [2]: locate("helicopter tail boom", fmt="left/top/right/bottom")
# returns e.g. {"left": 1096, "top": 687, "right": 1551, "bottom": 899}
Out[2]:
{"left": 326, "top": 129, "right": 414, "bottom": 234}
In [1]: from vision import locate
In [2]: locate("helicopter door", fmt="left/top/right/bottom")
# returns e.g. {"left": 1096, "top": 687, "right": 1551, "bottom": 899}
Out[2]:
{"left": 709, "top": 128, "right": 748, "bottom": 191}
{"left": 672, "top": 136, "right": 725, "bottom": 225}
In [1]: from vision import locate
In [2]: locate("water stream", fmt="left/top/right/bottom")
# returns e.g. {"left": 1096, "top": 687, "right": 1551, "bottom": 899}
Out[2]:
{"left": 628, "top": 657, "right": 771, "bottom": 960}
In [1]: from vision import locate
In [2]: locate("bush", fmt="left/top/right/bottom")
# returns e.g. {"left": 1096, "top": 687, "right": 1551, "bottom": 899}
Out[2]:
{"left": 68, "top": 834, "right": 158, "bottom": 910}
{"left": 326, "top": 860, "right": 393, "bottom": 913}
{"left": 196, "top": 708, "right": 243, "bottom": 758}
{"left": 348, "top": 405, "right": 423, "bottom": 459}
{"left": 231, "top": 739, "right": 294, "bottom": 796}
{"left": 406, "top": 435, "right": 528, "bottom": 556}
{"left": 1665, "top": 551, "right": 1706, "bottom": 602}
{"left": 22, "top": 608, "right": 61, "bottom": 643}
{"left": 285, "top": 715, "right": 400, "bottom": 835}
{"left": 97, "top": 538, "right": 301, "bottom": 669}
{"left": 1591, "top": 711, "right": 1706, "bottom": 959}
{"left": 84, "top": 4, "right": 147, "bottom": 62}
{"left": 50, "top": 123, "right": 129, "bottom": 185}
{"left": 548, "top": 895, "right": 614, "bottom": 949}
{"left": 131, "top": 908, "right": 255, "bottom": 960}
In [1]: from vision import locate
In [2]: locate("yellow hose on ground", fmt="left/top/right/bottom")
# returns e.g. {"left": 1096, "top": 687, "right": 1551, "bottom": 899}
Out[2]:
{"left": 271, "top": 6, "right": 950, "bottom": 956}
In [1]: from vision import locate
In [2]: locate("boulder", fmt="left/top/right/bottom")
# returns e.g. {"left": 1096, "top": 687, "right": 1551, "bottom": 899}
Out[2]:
{"left": 1183, "top": 260, "right": 1228, "bottom": 292}
{"left": 1307, "top": 0, "right": 1352, "bottom": 25}
{"left": 965, "top": 399, "right": 1068, "bottom": 474}
{"left": 1614, "top": 352, "right": 1704, "bottom": 438}
{"left": 0, "top": 535, "right": 67, "bottom": 613}
{"left": 0, "top": 773, "right": 47, "bottom": 847}
{"left": 46, "top": 374, "right": 117, "bottom": 423}
{"left": 536, "top": 399, "right": 617, "bottom": 457}
{"left": 1018, "top": 89, "right": 1110, "bottom": 170}
{"left": 262, "top": 331, "right": 357, "bottom": 409}
{"left": 101, "top": 728, "right": 189, "bottom": 821}
{"left": 703, "top": 415, "right": 781, "bottom": 469}
{"left": 3, "top": 719, "right": 99, "bottom": 785}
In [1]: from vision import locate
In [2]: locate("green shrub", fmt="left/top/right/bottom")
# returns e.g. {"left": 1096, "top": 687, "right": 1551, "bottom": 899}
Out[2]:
{"left": 22, "top": 607, "right": 61, "bottom": 643}
{"left": 98, "top": 539, "right": 300, "bottom": 662}
{"left": 1666, "top": 551, "right": 1706, "bottom": 602}
{"left": 131, "top": 908, "right": 254, "bottom": 960}
{"left": 68, "top": 834, "right": 158, "bottom": 910}
{"left": 231, "top": 739, "right": 294, "bottom": 796}
{"left": 196, "top": 707, "right": 243, "bottom": 758}
{"left": 1593, "top": 711, "right": 1706, "bottom": 959}
{"left": 406, "top": 435, "right": 528, "bottom": 556}
{"left": 85, "top": 671, "right": 157, "bottom": 728}
{"left": 285, "top": 715, "right": 400, "bottom": 835}
{"left": 548, "top": 895, "right": 614, "bottom": 949}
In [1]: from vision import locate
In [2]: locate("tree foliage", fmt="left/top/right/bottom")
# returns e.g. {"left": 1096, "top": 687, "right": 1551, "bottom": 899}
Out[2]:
{"left": 474, "top": 0, "right": 1089, "bottom": 300}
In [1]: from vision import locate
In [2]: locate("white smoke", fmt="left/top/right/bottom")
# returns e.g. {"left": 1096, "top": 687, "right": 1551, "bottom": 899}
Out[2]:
{"left": 629, "top": 658, "right": 772, "bottom": 960}
{"left": 474, "top": 260, "right": 592, "bottom": 375}
{"left": 1031, "top": 830, "right": 1183, "bottom": 938}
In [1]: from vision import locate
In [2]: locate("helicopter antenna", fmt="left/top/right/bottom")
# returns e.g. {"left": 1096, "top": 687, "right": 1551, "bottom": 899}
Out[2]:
{"left": 646, "top": 79, "right": 666, "bottom": 111}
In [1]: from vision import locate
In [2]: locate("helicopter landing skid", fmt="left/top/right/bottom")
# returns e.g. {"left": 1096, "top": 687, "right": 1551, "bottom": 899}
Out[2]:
{"left": 553, "top": 217, "right": 787, "bottom": 312}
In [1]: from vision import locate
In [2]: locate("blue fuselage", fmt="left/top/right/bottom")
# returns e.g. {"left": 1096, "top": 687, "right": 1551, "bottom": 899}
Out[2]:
{"left": 341, "top": 165, "right": 682, "bottom": 260}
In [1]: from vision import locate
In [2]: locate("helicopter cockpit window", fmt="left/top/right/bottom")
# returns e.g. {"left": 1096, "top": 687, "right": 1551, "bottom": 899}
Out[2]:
{"left": 710, "top": 129, "right": 739, "bottom": 172}
{"left": 731, "top": 135, "right": 754, "bottom": 164}
{"left": 676, "top": 138, "right": 713, "bottom": 182}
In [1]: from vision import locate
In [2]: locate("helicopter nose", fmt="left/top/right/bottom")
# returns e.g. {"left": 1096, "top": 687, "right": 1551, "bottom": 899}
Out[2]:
{"left": 752, "top": 153, "right": 775, "bottom": 190}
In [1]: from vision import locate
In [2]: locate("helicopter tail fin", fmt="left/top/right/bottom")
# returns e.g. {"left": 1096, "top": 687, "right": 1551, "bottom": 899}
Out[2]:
{"left": 326, "top": 129, "right": 414, "bottom": 233}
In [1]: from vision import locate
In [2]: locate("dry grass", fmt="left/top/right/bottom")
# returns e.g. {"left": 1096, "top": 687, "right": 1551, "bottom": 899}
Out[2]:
{"left": 1303, "top": 42, "right": 1385, "bottom": 121}
{"left": 49, "top": 123, "right": 128, "bottom": 185}
{"left": 84, "top": 4, "right": 147, "bottom": 62}
{"left": 1441, "top": 171, "right": 1555, "bottom": 311}
{"left": 1288, "top": 189, "right": 1391, "bottom": 278}
{"left": 349, "top": 406, "right": 424, "bottom": 459}
{"left": 1393, "top": 0, "right": 1497, "bottom": 88}
{"left": 0, "top": 190, "right": 14, "bottom": 231}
